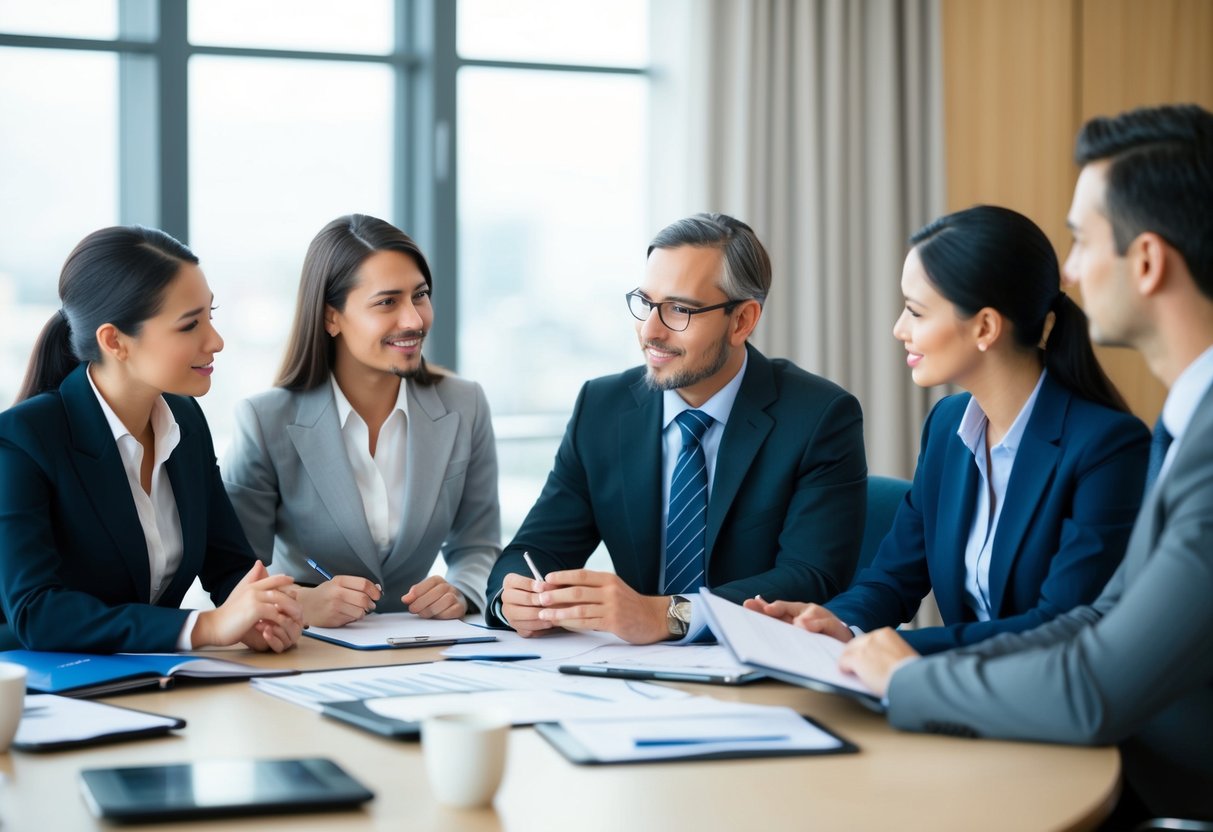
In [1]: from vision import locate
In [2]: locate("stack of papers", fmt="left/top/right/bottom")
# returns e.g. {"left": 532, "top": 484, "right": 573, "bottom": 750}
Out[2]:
{"left": 251, "top": 658, "right": 681, "bottom": 712}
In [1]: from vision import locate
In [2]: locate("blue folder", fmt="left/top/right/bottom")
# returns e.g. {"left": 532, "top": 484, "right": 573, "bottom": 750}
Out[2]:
{"left": 0, "top": 650, "right": 295, "bottom": 698}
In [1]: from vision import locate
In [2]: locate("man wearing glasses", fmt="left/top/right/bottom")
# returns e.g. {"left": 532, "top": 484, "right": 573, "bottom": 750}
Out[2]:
{"left": 485, "top": 213, "right": 867, "bottom": 643}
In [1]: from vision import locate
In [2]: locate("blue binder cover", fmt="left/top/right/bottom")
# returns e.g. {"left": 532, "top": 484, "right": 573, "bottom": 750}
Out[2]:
{"left": 0, "top": 650, "right": 296, "bottom": 697}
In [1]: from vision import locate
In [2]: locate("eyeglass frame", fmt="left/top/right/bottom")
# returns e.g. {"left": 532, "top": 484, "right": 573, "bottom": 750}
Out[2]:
{"left": 625, "top": 290, "right": 743, "bottom": 332}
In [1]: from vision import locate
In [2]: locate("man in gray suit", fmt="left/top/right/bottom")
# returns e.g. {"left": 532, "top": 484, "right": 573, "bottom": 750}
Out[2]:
{"left": 839, "top": 103, "right": 1213, "bottom": 820}
{"left": 223, "top": 215, "right": 499, "bottom": 627}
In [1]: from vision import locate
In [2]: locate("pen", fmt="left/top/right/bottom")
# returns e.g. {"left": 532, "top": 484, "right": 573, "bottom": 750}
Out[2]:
{"left": 633, "top": 735, "right": 789, "bottom": 747}
{"left": 522, "top": 551, "right": 544, "bottom": 582}
{"left": 306, "top": 558, "right": 334, "bottom": 581}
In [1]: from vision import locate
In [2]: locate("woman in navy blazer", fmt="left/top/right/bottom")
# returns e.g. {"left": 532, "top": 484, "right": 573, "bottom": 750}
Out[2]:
{"left": 748, "top": 206, "right": 1149, "bottom": 653}
{"left": 0, "top": 227, "right": 303, "bottom": 654}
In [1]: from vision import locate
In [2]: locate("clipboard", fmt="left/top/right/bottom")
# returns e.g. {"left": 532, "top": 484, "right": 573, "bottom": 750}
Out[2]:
{"left": 14, "top": 695, "right": 185, "bottom": 752}
{"left": 303, "top": 631, "right": 497, "bottom": 651}
{"left": 534, "top": 713, "right": 858, "bottom": 765}
{"left": 302, "top": 612, "right": 499, "bottom": 651}
{"left": 320, "top": 700, "right": 422, "bottom": 739}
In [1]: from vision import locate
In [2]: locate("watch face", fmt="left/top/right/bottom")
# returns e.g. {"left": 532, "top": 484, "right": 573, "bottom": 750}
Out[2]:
{"left": 667, "top": 597, "right": 692, "bottom": 636}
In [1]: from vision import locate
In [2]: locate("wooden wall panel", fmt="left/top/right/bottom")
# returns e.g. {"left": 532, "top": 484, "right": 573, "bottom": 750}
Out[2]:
{"left": 940, "top": 0, "right": 1079, "bottom": 257}
{"left": 1078, "top": 0, "right": 1213, "bottom": 421}
{"left": 941, "top": 0, "right": 1213, "bottom": 423}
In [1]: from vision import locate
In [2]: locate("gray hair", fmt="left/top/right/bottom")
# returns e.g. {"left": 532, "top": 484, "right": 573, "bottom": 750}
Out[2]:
{"left": 647, "top": 212, "right": 771, "bottom": 305}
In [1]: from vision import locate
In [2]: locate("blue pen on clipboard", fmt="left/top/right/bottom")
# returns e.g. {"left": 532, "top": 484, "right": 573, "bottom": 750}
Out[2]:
{"left": 633, "top": 735, "right": 789, "bottom": 747}
{"left": 306, "top": 558, "right": 334, "bottom": 581}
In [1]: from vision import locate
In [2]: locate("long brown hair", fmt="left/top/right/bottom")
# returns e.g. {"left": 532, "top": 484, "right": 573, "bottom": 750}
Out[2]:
{"left": 275, "top": 214, "right": 442, "bottom": 390}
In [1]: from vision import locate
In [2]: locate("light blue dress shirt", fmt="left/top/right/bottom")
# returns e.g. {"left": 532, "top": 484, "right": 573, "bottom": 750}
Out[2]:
{"left": 659, "top": 350, "right": 748, "bottom": 640}
{"left": 956, "top": 370, "right": 1046, "bottom": 622}
{"left": 1156, "top": 344, "right": 1213, "bottom": 487}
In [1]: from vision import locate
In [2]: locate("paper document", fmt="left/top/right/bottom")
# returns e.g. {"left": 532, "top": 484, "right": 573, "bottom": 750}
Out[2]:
{"left": 362, "top": 673, "right": 703, "bottom": 726}
{"left": 251, "top": 658, "right": 683, "bottom": 711}
{"left": 303, "top": 613, "right": 494, "bottom": 650}
{"left": 442, "top": 627, "right": 624, "bottom": 661}
{"left": 557, "top": 642, "right": 763, "bottom": 683}
{"left": 15, "top": 694, "right": 183, "bottom": 750}
{"left": 553, "top": 705, "right": 844, "bottom": 762}
{"left": 698, "top": 590, "right": 880, "bottom": 706}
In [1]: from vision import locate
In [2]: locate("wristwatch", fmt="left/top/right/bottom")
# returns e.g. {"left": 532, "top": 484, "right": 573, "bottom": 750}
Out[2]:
{"left": 666, "top": 595, "right": 692, "bottom": 638}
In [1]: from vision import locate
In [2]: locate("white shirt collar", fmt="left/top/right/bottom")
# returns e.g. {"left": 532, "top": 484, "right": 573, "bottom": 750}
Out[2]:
{"left": 1160, "top": 344, "right": 1213, "bottom": 445}
{"left": 662, "top": 348, "right": 749, "bottom": 429}
{"left": 957, "top": 369, "right": 1046, "bottom": 455}
{"left": 85, "top": 364, "right": 180, "bottom": 464}
{"left": 330, "top": 375, "right": 411, "bottom": 430}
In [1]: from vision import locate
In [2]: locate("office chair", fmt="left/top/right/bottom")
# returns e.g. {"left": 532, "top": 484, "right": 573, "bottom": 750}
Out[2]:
{"left": 851, "top": 475, "right": 911, "bottom": 587}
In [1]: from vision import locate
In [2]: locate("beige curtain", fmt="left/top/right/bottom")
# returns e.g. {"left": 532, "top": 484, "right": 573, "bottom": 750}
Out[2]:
{"left": 650, "top": 0, "right": 947, "bottom": 479}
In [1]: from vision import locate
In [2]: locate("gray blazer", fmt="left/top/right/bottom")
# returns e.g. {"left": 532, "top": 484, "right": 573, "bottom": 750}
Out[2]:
{"left": 888, "top": 383, "right": 1213, "bottom": 818}
{"left": 221, "top": 375, "right": 500, "bottom": 613}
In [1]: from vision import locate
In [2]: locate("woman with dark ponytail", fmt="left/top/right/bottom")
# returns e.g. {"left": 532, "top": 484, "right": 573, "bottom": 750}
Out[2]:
{"left": 0, "top": 226, "right": 303, "bottom": 653}
{"left": 749, "top": 205, "right": 1150, "bottom": 653}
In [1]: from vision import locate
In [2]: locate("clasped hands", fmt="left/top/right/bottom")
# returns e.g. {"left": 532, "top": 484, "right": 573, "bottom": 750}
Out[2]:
{"left": 501, "top": 569, "right": 670, "bottom": 645}
{"left": 742, "top": 598, "right": 921, "bottom": 697}
{"left": 300, "top": 573, "right": 468, "bottom": 628}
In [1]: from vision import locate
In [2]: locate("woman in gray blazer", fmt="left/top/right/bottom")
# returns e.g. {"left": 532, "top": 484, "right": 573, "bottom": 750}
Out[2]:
{"left": 222, "top": 215, "right": 501, "bottom": 627}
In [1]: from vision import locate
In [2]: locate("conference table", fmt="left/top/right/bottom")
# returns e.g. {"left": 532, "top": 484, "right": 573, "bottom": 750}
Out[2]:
{"left": 0, "top": 636, "right": 1119, "bottom": 831}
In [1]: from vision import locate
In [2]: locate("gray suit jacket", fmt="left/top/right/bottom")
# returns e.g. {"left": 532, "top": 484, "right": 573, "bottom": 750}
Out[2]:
{"left": 221, "top": 375, "right": 500, "bottom": 612}
{"left": 888, "top": 383, "right": 1213, "bottom": 818}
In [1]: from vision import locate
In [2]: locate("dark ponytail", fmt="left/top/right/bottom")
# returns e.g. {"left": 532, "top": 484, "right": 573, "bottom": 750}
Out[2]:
{"left": 1042, "top": 292, "right": 1128, "bottom": 412}
{"left": 14, "top": 226, "right": 199, "bottom": 404}
{"left": 910, "top": 205, "right": 1129, "bottom": 413}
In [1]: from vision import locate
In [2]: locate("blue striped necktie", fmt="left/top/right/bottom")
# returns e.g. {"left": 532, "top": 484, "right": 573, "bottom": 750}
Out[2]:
{"left": 665, "top": 409, "right": 712, "bottom": 595}
{"left": 1146, "top": 415, "right": 1173, "bottom": 490}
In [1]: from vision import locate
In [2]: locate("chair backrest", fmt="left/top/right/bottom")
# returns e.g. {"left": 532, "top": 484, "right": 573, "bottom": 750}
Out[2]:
{"left": 852, "top": 475, "right": 911, "bottom": 587}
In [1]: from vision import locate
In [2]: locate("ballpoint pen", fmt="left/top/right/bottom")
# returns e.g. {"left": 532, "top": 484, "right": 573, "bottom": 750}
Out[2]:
{"left": 522, "top": 551, "right": 544, "bottom": 582}
{"left": 633, "top": 735, "right": 790, "bottom": 747}
{"left": 306, "top": 558, "right": 335, "bottom": 581}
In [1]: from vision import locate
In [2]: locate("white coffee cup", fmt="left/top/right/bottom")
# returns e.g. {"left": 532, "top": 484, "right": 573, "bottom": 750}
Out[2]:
{"left": 421, "top": 710, "right": 509, "bottom": 809}
{"left": 0, "top": 662, "right": 28, "bottom": 753}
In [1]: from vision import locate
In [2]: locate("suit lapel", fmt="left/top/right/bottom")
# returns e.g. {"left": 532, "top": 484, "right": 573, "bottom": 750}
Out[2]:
{"left": 986, "top": 376, "right": 1065, "bottom": 614}
{"left": 706, "top": 346, "right": 775, "bottom": 560}
{"left": 386, "top": 381, "right": 459, "bottom": 567}
{"left": 286, "top": 385, "right": 381, "bottom": 579}
{"left": 935, "top": 419, "right": 980, "bottom": 622}
{"left": 161, "top": 400, "right": 204, "bottom": 604}
{"left": 60, "top": 365, "right": 152, "bottom": 602}
{"left": 621, "top": 377, "right": 663, "bottom": 593}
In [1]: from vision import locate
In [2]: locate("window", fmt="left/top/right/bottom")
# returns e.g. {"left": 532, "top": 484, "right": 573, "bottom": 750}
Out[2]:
{"left": 455, "top": 2, "right": 649, "bottom": 542}
{"left": 0, "top": 47, "right": 119, "bottom": 404}
{"left": 0, "top": 1, "right": 651, "bottom": 558}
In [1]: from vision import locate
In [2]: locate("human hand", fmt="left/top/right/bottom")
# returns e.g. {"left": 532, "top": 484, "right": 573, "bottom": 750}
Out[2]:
{"left": 500, "top": 571, "right": 560, "bottom": 637}
{"left": 536, "top": 569, "right": 669, "bottom": 644}
{"left": 299, "top": 575, "right": 382, "bottom": 628}
{"left": 194, "top": 561, "right": 302, "bottom": 650}
{"left": 402, "top": 576, "right": 468, "bottom": 619}
{"left": 791, "top": 603, "right": 854, "bottom": 642}
{"left": 838, "top": 627, "right": 920, "bottom": 697}
{"left": 742, "top": 596, "right": 810, "bottom": 623}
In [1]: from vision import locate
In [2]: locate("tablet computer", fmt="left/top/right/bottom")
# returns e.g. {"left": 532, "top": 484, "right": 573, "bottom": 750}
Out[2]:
{"left": 79, "top": 757, "right": 373, "bottom": 822}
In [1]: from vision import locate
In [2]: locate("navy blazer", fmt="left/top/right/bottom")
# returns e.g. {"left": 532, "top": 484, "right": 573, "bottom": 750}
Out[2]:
{"left": 827, "top": 373, "right": 1149, "bottom": 654}
{"left": 485, "top": 344, "right": 868, "bottom": 625}
{"left": 0, "top": 364, "right": 256, "bottom": 653}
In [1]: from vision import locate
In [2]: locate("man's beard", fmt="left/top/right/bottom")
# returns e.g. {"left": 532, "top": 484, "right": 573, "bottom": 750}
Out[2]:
{"left": 643, "top": 332, "right": 730, "bottom": 392}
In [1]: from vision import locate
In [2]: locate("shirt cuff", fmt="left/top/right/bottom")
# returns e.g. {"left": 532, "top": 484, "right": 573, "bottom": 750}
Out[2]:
{"left": 670, "top": 598, "right": 715, "bottom": 644}
{"left": 176, "top": 610, "right": 202, "bottom": 651}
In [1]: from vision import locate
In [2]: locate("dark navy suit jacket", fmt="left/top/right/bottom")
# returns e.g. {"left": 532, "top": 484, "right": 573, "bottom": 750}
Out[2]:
{"left": 485, "top": 344, "right": 868, "bottom": 626}
{"left": 827, "top": 373, "right": 1149, "bottom": 654}
{"left": 0, "top": 364, "right": 255, "bottom": 652}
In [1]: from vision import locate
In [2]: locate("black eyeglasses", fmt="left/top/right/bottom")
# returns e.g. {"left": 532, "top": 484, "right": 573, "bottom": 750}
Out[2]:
{"left": 625, "top": 290, "right": 740, "bottom": 332}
